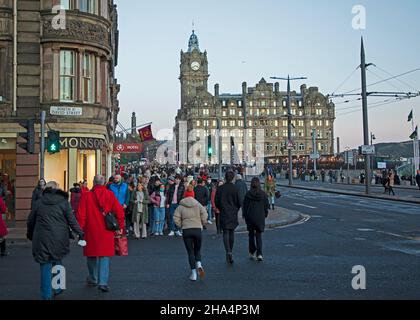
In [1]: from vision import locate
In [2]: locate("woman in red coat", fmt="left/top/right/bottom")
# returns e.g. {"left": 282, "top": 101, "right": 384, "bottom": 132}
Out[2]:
{"left": 77, "top": 175, "right": 125, "bottom": 293}
{"left": 0, "top": 196, "right": 9, "bottom": 256}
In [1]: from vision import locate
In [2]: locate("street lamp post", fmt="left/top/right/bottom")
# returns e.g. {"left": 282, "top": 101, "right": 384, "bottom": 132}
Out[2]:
{"left": 370, "top": 132, "right": 376, "bottom": 175}
{"left": 271, "top": 75, "right": 307, "bottom": 186}
{"left": 345, "top": 147, "right": 351, "bottom": 185}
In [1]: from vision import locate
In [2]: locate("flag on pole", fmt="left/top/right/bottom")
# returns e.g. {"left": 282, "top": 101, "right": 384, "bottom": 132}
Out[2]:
{"left": 408, "top": 110, "right": 413, "bottom": 122}
{"left": 409, "top": 126, "right": 418, "bottom": 140}
{"left": 138, "top": 125, "right": 154, "bottom": 142}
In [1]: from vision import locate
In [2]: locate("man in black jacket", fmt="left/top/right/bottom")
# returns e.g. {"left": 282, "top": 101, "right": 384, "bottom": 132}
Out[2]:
{"left": 194, "top": 178, "right": 209, "bottom": 207}
{"left": 27, "top": 181, "right": 84, "bottom": 300}
{"left": 215, "top": 171, "right": 241, "bottom": 265}
{"left": 166, "top": 175, "right": 185, "bottom": 236}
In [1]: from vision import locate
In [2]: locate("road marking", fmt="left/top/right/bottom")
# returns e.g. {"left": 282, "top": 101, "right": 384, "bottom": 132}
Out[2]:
{"left": 294, "top": 203, "right": 317, "bottom": 209}
{"left": 357, "top": 228, "right": 375, "bottom": 232}
{"left": 376, "top": 231, "right": 420, "bottom": 241}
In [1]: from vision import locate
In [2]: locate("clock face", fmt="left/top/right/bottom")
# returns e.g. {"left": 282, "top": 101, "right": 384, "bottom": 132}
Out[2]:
{"left": 191, "top": 61, "right": 200, "bottom": 71}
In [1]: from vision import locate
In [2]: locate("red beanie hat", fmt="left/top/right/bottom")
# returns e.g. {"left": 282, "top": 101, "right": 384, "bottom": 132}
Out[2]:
{"left": 184, "top": 185, "right": 195, "bottom": 198}
{"left": 184, "top": 190, "right": 195, "bottom": 198}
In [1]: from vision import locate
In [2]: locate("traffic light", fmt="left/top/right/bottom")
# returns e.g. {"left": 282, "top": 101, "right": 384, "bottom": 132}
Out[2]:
{"left": 47, "top": 130, "right": 61, "bottom": 154}
{"left": 18, "top": 120, "right": 36, "bottom": 154}
{"left": 207, "top": 135, "right": 213, "bottom": 158}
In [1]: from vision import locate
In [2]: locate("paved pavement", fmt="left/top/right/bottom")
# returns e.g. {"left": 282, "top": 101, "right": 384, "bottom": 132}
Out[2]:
{"left": 276, "top": 179, "right": 420, "bottom": 204}
{"left": 1, "top": 188, "right": 419, "bottom": 300}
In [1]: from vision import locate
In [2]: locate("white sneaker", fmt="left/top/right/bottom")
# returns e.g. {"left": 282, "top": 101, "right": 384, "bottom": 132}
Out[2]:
{"left": 176, "top": 231, "right": 183, "bottom": 237}
{"left": 196, "top": 262, "right": 205, "bottom": 279}
{"left": 168, "top": 231, "right": 175, "bottom": 237}
{"left": 207, "top": 220, "right": 213, "bottom": 225}
{"left": 189, "top": 269, "right": 198, "bottom": 281}
{"left": 249, "top": 253, "right": 257, "bottom": 261}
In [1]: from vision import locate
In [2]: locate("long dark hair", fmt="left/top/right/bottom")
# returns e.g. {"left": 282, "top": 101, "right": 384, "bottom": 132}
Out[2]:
{"left": 251, "top": 177, "right": 261, "bottom": 190}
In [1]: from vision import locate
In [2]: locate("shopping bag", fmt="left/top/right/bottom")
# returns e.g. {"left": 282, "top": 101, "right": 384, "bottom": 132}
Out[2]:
{"left": 115, "top": 236, "right": 128, "bottom": 256}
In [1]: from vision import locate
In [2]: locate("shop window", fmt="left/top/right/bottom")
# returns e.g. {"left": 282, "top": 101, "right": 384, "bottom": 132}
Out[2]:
{"left": 77, "top": 150, "right": 96, "bottom": 189}
{"left": 45, "top": 150, "right": 69, "bottom": 192}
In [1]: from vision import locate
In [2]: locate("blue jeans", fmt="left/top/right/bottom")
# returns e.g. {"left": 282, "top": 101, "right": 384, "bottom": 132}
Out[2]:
{"left": 87, "top": 257, "right": 110, "bottom": 286}
{"left": 148, "top": 205, "right": 154, "bottom": 233}
{"left": 153, "top": 207, "right": 166, "bottom": 234}
{"left": 207, "top": 203, "right": 213, "bottom": 220}
{"left": 169, "top": 204, "right": 179, "bottom": 232}
{"left": 40, "top": 261, "right": 62, "bottom": 300}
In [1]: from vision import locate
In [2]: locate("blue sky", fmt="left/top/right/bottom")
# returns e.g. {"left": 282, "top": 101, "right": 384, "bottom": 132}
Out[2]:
{"left": 115, "top": 0, "right": 420, "bottom": 149}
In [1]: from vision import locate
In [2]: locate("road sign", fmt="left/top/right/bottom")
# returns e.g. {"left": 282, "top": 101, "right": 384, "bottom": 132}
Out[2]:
{"left": 310, "top": 153, "right": 320, "bottom": 160}
{"left": 286, "top": 140, "right": 295, "bottom": 150}
{"left": 50, "top": 106, "right": 83, "bottom": 116}
{"left": 345, "top": 151, "right": 354, "bottom": 164}
{"left": 361, "top": 145, "right": 375, "bottom": 155}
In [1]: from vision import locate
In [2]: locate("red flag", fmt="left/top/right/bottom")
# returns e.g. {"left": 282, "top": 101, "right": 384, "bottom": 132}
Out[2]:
{"left": 138, "top": 125, "right": 154, "bottom": 142}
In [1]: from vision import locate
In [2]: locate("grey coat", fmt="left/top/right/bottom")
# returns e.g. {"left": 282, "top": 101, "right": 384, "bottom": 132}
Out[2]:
{"left": 27, "top": 188, "right": 84, "bottom": 264}
{"left": 235, "top": 179, "right": 248, "bottom": 207}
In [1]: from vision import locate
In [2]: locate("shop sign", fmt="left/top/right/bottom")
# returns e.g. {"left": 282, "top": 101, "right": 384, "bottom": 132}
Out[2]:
{"left": 60, "top": 137, "right": 105, "bottom": 150}
{"left": 50, "top": 106, "right": 83, "bottom": 116}
{"left": 113, "top": 143, "right": 143, "bottom": 153}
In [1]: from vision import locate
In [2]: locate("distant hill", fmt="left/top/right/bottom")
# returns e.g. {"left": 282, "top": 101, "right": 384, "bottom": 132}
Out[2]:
{"left": 374, "top": 140, "right": 420, "bottom": 159}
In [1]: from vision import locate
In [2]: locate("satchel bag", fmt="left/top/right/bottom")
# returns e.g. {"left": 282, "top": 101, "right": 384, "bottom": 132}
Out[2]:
{"left": 92, "top": 192, "right": 120, "bottom": 232}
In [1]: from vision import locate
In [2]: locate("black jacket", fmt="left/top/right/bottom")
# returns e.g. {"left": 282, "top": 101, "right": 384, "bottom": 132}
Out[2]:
{"left": 27, "top": 188, "right": 84, "bottom": 264}
{"left": 243, "top": 189, "right": 269, "bottom": 233}
{"left": 416, "top": 174, "right": 420, "bottom": 185}
{"left": 31, "top": 186, "right": 44, "bottom": 210}
{"left": 194, "top": 185, "right": 209, "bottom": 206}
{"left": 235, "top": 179, "right": 248, "bottom": 207}
{"left": 215, "top": 183, "right": 241, "bottom": 230}
{"left": 166, "top": 183, "right": 185, "bottom": 206}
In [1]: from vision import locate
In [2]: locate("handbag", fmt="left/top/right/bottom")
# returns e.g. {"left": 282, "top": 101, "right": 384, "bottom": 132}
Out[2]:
{"left": 92, "top": 192, "right": 120, "bottom": 232}
{"left": 275, "top": 191, "right": 282, "bottom": 199}
{"left": 115, "top": 236, "right": 128, "bottom": 256}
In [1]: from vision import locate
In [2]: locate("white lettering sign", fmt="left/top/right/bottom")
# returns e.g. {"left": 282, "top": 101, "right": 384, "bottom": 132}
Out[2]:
{"left": 50, "top": 106, "right": 83, "bottom": 116}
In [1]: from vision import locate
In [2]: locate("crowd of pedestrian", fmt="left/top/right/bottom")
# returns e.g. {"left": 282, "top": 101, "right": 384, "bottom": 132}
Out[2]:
{"left": 20, "top": 163, "right": 279, "bottom": 300}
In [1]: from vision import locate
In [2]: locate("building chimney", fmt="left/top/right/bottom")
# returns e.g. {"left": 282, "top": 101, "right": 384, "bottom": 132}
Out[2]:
{"left": 275, "top": 82, "right": 280, "bottom": 95}
{"left": 131, "top": 112, "right": 136, "bottom": 135}
{"left": 214, "top": 84, "right": 220, "bottom": 97}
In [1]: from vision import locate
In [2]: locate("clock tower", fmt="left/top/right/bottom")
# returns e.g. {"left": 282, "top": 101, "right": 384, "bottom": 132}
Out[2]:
{"left": 179, "top": 30, "right": 210, "bottom": 107}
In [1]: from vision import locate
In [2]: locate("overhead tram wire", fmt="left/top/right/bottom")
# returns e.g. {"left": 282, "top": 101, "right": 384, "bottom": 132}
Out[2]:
{"left": 336, "top": 95, "right": 419, "bottom": 117}
{"left": 339, "top": 67, "right": 420, "bottom": 96}
{"left": 330, "top": 66, "right": 360, "bottom": 96}
{"left": 367, "top": 68, "right": 403, "bottom": 92}
{"left": 374, "top": 65, "right": 419, "bottom": 93}
{"left": 335, "top": 98, "right": 396, "bottom": 114}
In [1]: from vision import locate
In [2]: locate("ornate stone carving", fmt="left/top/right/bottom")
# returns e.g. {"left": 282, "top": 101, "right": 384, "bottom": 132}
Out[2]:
{"left": 42, "top": 16, "right": 110, "bottom": 51}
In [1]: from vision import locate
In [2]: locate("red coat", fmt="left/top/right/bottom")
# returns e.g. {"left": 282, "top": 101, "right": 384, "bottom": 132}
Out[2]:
{"left": 0, "top": 197, "right": 8, "bottom": 237}
{"left": 77, "top": 185, "right": 125, "bottom": 257}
